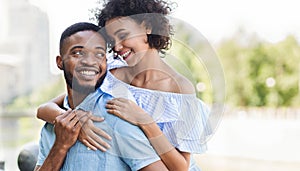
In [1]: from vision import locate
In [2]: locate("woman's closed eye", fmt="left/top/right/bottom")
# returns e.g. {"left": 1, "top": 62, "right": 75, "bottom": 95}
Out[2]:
{"left": 117, "top": 32, "right": 129, "bottom": 41}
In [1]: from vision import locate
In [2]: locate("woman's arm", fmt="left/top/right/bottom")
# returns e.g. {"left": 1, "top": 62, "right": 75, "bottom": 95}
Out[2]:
{"left": 36, "top": 94, "right": 112, "bottom": 151}
{"left": 140, "top": 122, "right": 190, "bottom": 171}
{"left": 37, "top": 94, "right": 66, "bottom": 123}
{"left": 106, "top": 98, "right": 190, "bottom": 171}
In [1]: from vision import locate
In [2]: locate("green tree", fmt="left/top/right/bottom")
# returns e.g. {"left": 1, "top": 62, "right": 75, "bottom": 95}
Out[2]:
{"left": 6, "top": 76, "right": 65, "bottom": 111}
{"left": 218, "top": 34, "right": 300, "bottom": 107}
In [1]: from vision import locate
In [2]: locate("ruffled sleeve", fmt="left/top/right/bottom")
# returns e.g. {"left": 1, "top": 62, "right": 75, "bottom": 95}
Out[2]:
{"left": 134, "top": 92, "right": 212, "bottom": 153}
{"left": 166, "top": 96, "right": 211, "bottom": 153}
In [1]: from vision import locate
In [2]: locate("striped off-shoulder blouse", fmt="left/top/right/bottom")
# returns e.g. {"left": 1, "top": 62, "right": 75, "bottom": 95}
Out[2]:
{"left": 100, "top": 57, "right": 211, "bottom": 154}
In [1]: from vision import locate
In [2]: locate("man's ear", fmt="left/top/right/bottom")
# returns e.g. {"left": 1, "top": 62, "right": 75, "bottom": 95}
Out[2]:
{"left": 56, "top": 56, "right": 63, "bottom": 70}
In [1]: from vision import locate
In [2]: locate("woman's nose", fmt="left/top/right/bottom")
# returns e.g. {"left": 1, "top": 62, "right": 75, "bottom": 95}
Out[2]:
{"left": 114, "top": 43, "right": 123, "bottom": 52}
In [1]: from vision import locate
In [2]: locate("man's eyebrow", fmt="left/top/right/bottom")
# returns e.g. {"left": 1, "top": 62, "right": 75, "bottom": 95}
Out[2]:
{"left": 70, "top": 46, "right": 105, "bottom": 51}
{"left": 95, "top": 46, "right": 106, "bottom": 51}
{"left": 70, "top": 46, "right": 83, "bottom": 51}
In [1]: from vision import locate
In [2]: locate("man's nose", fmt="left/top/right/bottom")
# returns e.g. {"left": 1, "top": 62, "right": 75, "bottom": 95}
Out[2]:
{"left": 80, "top": 52, "right": 98, "bottom": 65}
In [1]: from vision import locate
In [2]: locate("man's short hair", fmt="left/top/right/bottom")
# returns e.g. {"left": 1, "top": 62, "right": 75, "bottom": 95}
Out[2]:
{"left": 59, "top": 22, "right": 106, "bottom": 55}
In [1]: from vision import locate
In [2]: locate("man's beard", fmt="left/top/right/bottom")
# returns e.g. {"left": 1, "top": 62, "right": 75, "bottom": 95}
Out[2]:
{"left": 63, "top": 65, "right": 107, "bottom": 94}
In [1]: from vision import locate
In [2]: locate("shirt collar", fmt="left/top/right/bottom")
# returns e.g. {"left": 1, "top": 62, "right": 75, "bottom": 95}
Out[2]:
{"left": 63, "top": 88, "right": 105, "bottom": 111}
{"left": 63, "top": 95, "right": 71, "bottom": 110}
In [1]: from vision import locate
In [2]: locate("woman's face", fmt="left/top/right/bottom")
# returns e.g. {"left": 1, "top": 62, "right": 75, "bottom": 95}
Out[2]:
{"left": 105, "top": 17, "right": 151, "bottom": 66}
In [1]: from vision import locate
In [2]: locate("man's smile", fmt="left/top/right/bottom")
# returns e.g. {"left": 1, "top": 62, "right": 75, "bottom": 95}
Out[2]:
{"left": 76, "top": 67, "right": 100, "bottom": 80}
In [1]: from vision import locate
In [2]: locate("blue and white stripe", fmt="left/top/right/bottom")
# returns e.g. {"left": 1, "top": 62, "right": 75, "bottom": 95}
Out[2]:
{"left": 101, "top": 58, "right": 212, "bottom": 154}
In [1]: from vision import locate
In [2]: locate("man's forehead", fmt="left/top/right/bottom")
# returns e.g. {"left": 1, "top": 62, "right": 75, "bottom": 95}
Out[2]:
{"left": 66, "top": 31, "right": 106, "bottom": 47}
{"left": 69, "top": 31, "right": 104, "bottom": 41}
{"left": 61, "top": 31, "right": 106, "bottom": 55}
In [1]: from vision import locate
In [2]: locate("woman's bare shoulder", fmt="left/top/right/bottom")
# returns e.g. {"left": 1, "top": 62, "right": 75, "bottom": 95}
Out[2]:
{"left": 174, "top": 74, "right": 195, "bottom": 94}
{"left": 109, "top": 67, "right": 129, "bottom": 82}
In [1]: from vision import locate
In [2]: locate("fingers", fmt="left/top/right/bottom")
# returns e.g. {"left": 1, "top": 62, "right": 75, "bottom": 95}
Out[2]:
{"left": 80, "top": 131, "right": 111, "bottom": 152}
{"left": 53, "top": 110, "right": 81, "bottom": 147}
{"left": 106, "top": 109, "right": 122, "bottom": 117}
{"left": 93, "top": 127, "right": 112, "bottom": 141}
{"left": 105, "top": 103, "right": 118, "bottom": 110}
{"left": 55, "top": 110, "right": 80, "bottom": 131}
{"left": 87, "top": 134, "right": 111, "bottom": 152}
{"left": 80, "top": 139, "right": 97, "bottom": 151}
{"left": 75, "top": 110, "right": 112, "bottom": 151}
{"left": 105, "top": 104, "right": 122, "bottom": 118}
{"left": 76, "top": 110, "right": 105, "bottom": 123}
{"left": 65, "top": 111, "right": 77, "bottom": 125}
{"left": 106, "top": 98, "right": 126, "bottom": 108}
{"left": 70, "top": 111, "right": 80, "bottom": 130}
{"left": 105, "top": 101, "right": 125, "bottom": 112}
{"left": 76, "top": 110, "right": 91, "bottom": 119}
{"left": 90, "top": 115, "right": 105, "bottom": 122}
{"left": 54, "top": 109, "right": 72, "bottom": 124}
{"left": 77, "top": 113, "right": 91, "bottom": 126}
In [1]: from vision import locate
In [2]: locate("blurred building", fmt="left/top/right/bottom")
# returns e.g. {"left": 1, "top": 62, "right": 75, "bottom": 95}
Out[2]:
{"left": 0, "top": 0, "right": 51, "bottom": 106}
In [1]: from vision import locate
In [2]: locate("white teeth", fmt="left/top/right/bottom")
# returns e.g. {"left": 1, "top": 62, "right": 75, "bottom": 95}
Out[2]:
{"left": 121, "top": 50, "right": 131, "bottom": 58}
{"left": 80, "top": 70, "right": 96, "bottom": 76}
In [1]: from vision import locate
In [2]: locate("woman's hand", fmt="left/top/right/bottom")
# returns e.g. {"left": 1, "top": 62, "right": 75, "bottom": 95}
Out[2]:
{"left": 75, "top": 110, "right": 112, "bottom": 151}
{"left": 105, "top": 98, "right": 154, "bottom": 126}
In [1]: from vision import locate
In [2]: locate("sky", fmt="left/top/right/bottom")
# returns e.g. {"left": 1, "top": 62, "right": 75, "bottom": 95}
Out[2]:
{"left": 30, "top": 0, "right": 300, "bottom": 43}
{"left": 29, "top": 0, "right": 300, "bottom": 73}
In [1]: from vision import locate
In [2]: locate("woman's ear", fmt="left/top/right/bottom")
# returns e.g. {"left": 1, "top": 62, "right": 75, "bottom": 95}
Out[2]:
{"left": 141, "top": 21, "right": 152, "bottom": 34}
{"left": 56, "top": 56, "right": 63, "bottom": 70}
{"left": 146, "top": 28, "right": 151, "bottom": 35}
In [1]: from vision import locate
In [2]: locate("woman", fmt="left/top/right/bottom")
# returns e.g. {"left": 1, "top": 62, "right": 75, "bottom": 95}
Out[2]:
{"left": 37, "top": 0, "right": 211, "bottom": 170}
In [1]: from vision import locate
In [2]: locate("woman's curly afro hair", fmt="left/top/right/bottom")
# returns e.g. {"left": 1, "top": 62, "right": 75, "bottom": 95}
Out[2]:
{"left": 94, "top": 0, "right": 175, "bottom": 54}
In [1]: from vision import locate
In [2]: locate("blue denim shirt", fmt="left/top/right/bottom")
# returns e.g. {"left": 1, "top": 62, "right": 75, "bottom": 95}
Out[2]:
{"left": 37, "top": 89, "right": 160, "bottom": 171}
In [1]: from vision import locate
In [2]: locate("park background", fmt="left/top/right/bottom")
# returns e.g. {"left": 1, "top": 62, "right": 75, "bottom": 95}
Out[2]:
{"left": 1, "top": 0, "right": 300, "bottom": 170}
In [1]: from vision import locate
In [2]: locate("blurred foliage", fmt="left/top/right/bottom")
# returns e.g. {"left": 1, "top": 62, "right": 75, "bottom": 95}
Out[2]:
{"left": 168, "top": 23, "right": 300, "bottom": 107}
{"left": 166, "top": 39, "right": 213, "bottom": 103}
{"left": 166, "top": 22, "right": 218, "bottom": 104}
{"left": 218, "top": 35, "right": 300, "bottom": 107}
{"left": 6, "top": 76, "right": 65, "bottom": 111}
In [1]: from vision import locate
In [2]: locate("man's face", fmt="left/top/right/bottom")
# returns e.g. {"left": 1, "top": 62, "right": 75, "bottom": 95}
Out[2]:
{"left": 58, "top": 30, "right": 107, "bottom": 93}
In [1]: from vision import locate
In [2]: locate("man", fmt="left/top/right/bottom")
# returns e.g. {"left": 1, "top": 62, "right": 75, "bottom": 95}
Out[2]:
{"left": 34, "top": 22, "right": 168, "bottom": 171}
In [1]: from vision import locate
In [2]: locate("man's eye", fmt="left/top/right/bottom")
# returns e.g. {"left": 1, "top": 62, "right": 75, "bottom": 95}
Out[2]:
{"left": 95, "top": 52, "right": 105, "bottom": 58}
{"left": 72, "top": 51, "right": 84, "bottom": 56}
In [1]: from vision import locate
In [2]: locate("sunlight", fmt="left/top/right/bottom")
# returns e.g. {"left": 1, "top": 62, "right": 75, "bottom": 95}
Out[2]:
{"left": 28, "top": 0, "right": 300, "bottom": 73}
{"left": 174, "top": 0, "right": 300, "bottom": 43}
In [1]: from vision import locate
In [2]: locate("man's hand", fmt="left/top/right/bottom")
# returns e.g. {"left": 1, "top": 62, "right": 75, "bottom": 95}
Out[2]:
{"left": 34, "top": 109, "right": 82, "bottom": 171}
{"left": 75, "top": 110, "right": 112, "bottom": 151}
{"left": 53, "top": 109, "right": 81, "bottom": 150}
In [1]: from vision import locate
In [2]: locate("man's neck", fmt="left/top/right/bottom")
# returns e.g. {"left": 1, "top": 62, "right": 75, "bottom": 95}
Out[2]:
{"left": 66, "top": 88, "right": 91, "bottom": 109}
